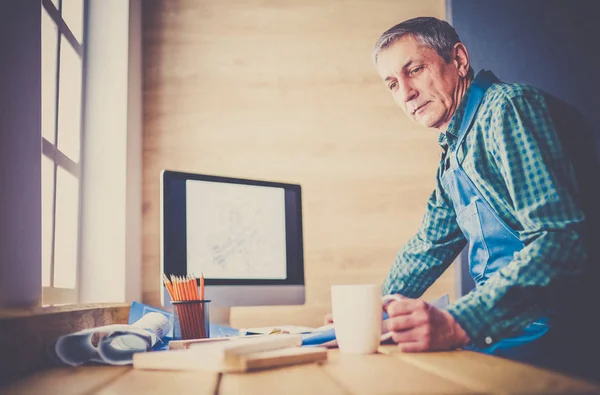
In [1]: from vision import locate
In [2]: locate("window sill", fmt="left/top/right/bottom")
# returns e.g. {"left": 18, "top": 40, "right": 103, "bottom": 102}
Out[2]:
{"left": 0, "top": 302, "right": 129, "bottom": 319}
{"left": 0, "top": 303, "right": 130, "bottom": 385}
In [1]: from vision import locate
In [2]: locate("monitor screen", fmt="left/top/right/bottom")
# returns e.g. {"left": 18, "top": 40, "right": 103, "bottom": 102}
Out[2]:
{"left": 186, "top": 180, "right": 287, "bottom": 280}
{"left": 160, "top": 170, "right": 305, "bottom": 292}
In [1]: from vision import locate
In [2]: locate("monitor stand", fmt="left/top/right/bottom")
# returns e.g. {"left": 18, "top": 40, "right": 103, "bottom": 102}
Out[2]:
{"left": 210, "top": 306, "right": 232, "bottom": 326}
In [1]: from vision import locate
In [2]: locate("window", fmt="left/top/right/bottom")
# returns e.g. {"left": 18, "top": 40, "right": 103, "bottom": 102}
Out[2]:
{"left": 41, "top": 0, "right": 85, "bottom": 305}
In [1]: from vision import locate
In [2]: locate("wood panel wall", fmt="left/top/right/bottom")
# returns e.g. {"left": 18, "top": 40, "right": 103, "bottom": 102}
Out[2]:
{"left": 141, "top": 0, "right": 451, "bottom": 328}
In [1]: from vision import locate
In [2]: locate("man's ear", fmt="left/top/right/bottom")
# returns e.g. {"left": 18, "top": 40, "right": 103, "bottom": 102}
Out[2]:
{"left": 453, "top": 42, "right": 470, "bottom": 78}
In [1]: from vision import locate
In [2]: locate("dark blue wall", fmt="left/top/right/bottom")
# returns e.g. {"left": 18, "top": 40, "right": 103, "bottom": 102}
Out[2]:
{"left": 450, "top": 0, "right": 600, "bottom": 134}
{"left": 449, "top": 0, "right": 600, "bottom": 296}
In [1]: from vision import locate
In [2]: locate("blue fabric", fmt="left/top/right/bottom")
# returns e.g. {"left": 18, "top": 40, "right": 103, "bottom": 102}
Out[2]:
{"left": 302, "top": 329, "right": 336, "bottom": 346}
{"left": 444, "top": 71, "right": 550, "bottom": 363}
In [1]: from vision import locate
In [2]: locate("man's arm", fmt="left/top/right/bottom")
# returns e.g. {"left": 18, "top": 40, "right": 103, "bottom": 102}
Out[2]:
{"left": 383, "top": 165, "right": 467, "bottom": 297}
{"left": 446, "top": 92, "right": 587, "bottom": 348}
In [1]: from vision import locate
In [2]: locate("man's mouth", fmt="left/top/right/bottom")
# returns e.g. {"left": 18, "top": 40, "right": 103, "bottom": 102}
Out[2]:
{"left": 411, "top": 102, "right": 430, "bottom": 116}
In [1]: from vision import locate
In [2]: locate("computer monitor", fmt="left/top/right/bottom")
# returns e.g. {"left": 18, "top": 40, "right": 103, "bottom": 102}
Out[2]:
{"left": 160, "top": 170, "right": 305, "bottom": 325}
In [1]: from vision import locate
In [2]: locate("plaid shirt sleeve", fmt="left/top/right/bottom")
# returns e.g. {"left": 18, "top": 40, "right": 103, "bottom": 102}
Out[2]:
{"left": 383, "top": 162, "right": 467, "bottom": 298}
{"left": 446, "top": 91, "right": 587, "bottom": 347}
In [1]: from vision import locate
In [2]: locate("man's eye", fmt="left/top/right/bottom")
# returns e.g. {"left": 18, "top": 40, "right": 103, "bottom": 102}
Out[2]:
{"left": 410, "top": 67, "right": 424, "bottom": 76}
{"left": 388, "top": 81, "right": 398, "bottom": 91}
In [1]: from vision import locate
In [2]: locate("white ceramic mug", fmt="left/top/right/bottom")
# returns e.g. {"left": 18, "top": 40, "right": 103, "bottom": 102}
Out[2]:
{"left": 331, "top": 284, "right": 382, "bottom": 354}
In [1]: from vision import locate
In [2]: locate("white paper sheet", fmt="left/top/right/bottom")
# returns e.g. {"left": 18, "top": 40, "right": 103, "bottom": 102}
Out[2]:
{"left": 186, "top": 180, "right": 287, "bottom": 279}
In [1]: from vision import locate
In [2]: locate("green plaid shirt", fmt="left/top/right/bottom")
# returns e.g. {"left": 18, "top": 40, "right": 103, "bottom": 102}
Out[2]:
{"left": 383, "top": 75, "right": 587, "bottom": 348}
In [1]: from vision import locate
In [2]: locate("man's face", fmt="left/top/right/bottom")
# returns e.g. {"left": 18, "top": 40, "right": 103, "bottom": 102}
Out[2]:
{"left": 376, "top": 35, "right": 461, "bottom": 131}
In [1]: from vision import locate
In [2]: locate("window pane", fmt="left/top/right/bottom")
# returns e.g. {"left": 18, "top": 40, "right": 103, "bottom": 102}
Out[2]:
{"left": 61, "top": 0, "right": 84, "bottom": 43}
{"left": 54, "top": 166, "right": 79, "bottom": 289}
{"left": 42, "top": 7, "right": 58, "bottom": 145}
{"left": 42, "top": 155, "right": 55, "bottom": 287}
{"left": 57, "top": 38, "right": 82, "bottom": 163}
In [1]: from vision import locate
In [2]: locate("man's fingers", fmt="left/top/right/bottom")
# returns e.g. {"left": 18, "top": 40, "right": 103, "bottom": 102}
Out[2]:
{"left": 397, "top": 341, "right": 427, "bottom": 353}
{"left": 385, "top": 299, "right": 429, "bottom": 317}
{"left": 390, "top": 329, "right": 420, "bottom": 344}
{"left": 384, "top": 311, "right": 428, "bottom": 332}
{"left": 384, "top": 300, "right": 413, "bottom": 316}
{"left": 324, "top": 313, "right": 333, "bottom": 325}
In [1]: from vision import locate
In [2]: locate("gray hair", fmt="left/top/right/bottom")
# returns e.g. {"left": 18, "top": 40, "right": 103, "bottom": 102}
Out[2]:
{"left": 373, "top": 17, "right": 474, "bottom": 79}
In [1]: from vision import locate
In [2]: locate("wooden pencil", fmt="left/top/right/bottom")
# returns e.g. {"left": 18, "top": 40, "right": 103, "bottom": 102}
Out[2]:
{"left": 200, "top": 271, "right": 205, "bottom": 300}
{"left": 186, "top": 275, "right": 201, "bottom": 338}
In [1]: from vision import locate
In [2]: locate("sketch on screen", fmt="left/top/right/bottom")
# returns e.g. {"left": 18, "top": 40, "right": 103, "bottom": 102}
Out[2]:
{"left": 186, "top": 180, "right": 287, "bottom": 279}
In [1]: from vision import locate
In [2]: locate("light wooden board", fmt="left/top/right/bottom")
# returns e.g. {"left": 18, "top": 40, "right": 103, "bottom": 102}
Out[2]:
{"left": 320, "top": 349, "right": 477, "bottom": 394}
{"left": 133, "top": 337, "right": 325, "bottom": 373}
{"left": 141, "top": 0, "right": 453, "bottom": 329}
{"left": 93, "top": 369, "right": 219, "bottom": 395}
{"left": 219, "top": 362, "right": 348, "bottom": 395}
{"left": 241, "top": 346, "right": 327, "bottom": 371}
{"left": 388, "top": 348, "right": 600, "bottom": 395}
{"left": 1, "top": 366, "right": 129, "bottom": 395}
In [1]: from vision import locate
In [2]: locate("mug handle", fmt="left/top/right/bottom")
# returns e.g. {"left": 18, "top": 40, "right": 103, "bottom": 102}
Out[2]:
{"left": 380, "top": 294, "right": 403, "bottom": 341}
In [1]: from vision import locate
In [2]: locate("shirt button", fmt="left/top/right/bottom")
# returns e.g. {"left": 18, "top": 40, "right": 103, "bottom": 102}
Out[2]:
{"left": 485, "top": 336, "right": 493, "bottom": 345}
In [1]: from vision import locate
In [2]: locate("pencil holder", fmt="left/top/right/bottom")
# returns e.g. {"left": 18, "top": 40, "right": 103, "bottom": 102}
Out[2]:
{"left": 171, "top": 300, "right": 211, "bottom": 340}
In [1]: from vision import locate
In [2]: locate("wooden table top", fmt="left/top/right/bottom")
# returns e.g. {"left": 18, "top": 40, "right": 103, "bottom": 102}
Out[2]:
{"left": 3, "top": 346, "right": 600, "bottom": 395}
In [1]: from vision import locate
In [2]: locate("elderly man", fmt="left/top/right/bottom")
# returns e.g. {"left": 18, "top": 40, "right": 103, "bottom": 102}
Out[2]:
{"left": 372, "top": 17, "right": 599, "bottom": 376}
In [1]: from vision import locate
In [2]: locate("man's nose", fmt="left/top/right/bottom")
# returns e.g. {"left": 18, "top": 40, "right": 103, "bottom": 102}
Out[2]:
{"left": 397, "top": 81, "right": 418, "bottom": 104}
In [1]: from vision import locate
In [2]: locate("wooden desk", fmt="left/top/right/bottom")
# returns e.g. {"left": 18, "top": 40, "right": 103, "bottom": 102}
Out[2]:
{"left": 3, "top": 346, "right": 599, "bottom": 395}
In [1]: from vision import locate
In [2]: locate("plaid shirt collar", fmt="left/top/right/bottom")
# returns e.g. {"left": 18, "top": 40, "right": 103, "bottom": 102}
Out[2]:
{"left": 438, "top": 78, "right": 476, "bottom": 153}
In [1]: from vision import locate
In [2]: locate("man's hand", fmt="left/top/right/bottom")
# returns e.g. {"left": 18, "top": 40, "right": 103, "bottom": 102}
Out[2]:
{"left": 383, "top": 297, "right": 470, "bottom": 352}
{"left": 324, "top": 313, "right": 333, "bottom": 325}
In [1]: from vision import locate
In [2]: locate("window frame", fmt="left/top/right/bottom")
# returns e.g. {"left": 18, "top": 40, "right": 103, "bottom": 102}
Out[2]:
{"left": 41, "top": 0, "right": 86, "bottom": 305}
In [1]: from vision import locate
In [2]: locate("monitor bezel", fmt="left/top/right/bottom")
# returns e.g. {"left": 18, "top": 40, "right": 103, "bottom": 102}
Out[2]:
{"left": 160, "top": 169, "right": 305, "bottom": 287}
